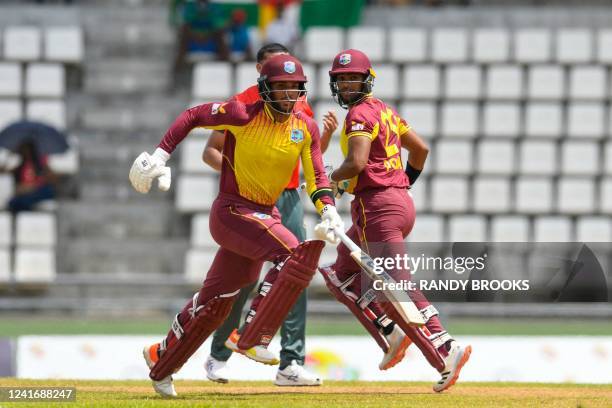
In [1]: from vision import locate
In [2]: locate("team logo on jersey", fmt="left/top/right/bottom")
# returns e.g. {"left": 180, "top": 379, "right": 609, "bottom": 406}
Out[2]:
{"left": 339, "top": 53, "right": 352, "bottom": 65}
{"left": 284, "top": 61, "right": 296, "bottom": 74}
{"left": 351, "top": 122, "right": 365, "bottom": 131}
{"left": 290, "top": 129, "right": 304, "bottom": 143}
{"left": 253, "top": 212, "right": 271, "bottom": 220}
{"left": 211, "top": 103, "right": 226, "bottom": 115}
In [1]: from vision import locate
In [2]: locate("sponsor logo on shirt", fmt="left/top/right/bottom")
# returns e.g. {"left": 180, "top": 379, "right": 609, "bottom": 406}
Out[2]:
{"left": 211, "top": 103, "right": 226, "bottom": 115}
{"left": 339, "top": 53, "right": 352, "bottom": 65}
{"left": 284, "top": 61, "right": 296, "bottom": 74}
{"left": 351, "top": 122, "right": 365, "bottom": 131}
{"left": 290, "top": 129, "right": 304, "bottom": 143}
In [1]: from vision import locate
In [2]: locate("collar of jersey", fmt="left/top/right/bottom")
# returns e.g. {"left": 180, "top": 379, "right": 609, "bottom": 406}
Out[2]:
{"left": 263, "top": 102, "right": 292, "bottom": 124}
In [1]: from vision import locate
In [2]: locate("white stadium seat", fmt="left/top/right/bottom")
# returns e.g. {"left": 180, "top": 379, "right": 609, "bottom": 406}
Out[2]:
{"left": 596, "top": 29, "right": 612, "bottom": 63}
{"left": 347, "top": 27, "right": 385, "bottom": 62}
{"left": 0, "top": 63, "right": 22, "bottom": 97}
{"left": 556, "top": 29, "right": 593, "bottom": 63}
{"left": 16, "top": 212, "right": 56, "bottom": 247}
{"left": 0, "top": 212, "right": 11, "bottom": 247}
{"left": 567, "top": 103, "right": 605, "bottom": 138}
{"left": 0, "top": 175, "right": 15, "bottom": 211}
{"left": 515, "top": 177, "right": 553, "bottom": 214}
{"left": 519, "top": 140, "right": 557, "bottom": 176}
{"left": 14, "top": 248, "right": 56, "bottom": 283}
{"left": 371, "top": 64, "right": 399, "bottom": 99}
{"left": 408, "top": 214, "right": 445, "bottom": 242}
{"left": 192, "top": 62, "right": 232, "bottom": 99}
{"left": 431, "top": 29, "right": 468, "bottom": 63}
{"left": 486, "top": 65, "right": 523, "bottom": 100}
{"left": 440, "top": 103, "right": 478, "bottom": 138}
{"left": 402, "top": 65, "right": 440, "bottom": 99}
{"left": 557, "top": 177, "right": 595, "bottom": 214}
{"left": 473, "top": 177, "right": 511, "bottom": 213}
{"left": 400, "top": 103, "right": 436, "bottom": 138}
{"left": 184, "top": 248, "right": 216, "bottom": 285}
{"left": 0, "top": 100, "right": 22, "bottom": 130}
{"left": 527, "top": 65, "right": 565, "bottom": 100}
{"left": 525, "top": 103, "right": 563, "bottom": 138}
{"left": 491, "top": 216, "right": 530, "bottom": 242}
{"left": 473, "top": 29, "right": 510, "bottom": 63}
{"left": 430, "top": 176, "right": 469, "bottom": 213}
{"left": 316, "top": 65, "right": 333, "bottom": 100}
{"left": 576, "top": 216, "right": 612, "bottom": 242}
{"left": 482, "top": 102, "right": 521, "bottom": 138}
{"left": 304, "top": 27, "right": 344, "bottom": 63}
{"left": 409, "top": 178, "right": 427, "bottom": 211}
{"left": 604, "top": 143, "right": 612, "bottom": 175}
{"left": 561, "top": 141, "right": 599, "bottom": 175}
{"left": 48, "top": 145, "right": 79, "bottom": 175}
{"left": 26, "top": 99, "right": 66, "bottom": 129}
{"left": 44, "top": 26, "right": 84, "bottom": 63}
{"left": 444, "top": 65, "right": 481, "bottom": 100}
{"left": 3, "top": 26, "right": 41, "bottom": 61}
{"left": 515, "top": 29, "right": 552, "bottom": 63}
{"left": 600, "top": 178, "right": 612, "bottom": 213}
{"left": 302, "top": 63, "right": 316, "bottom": 99}
{"left": 315, "top": 101, "right": 346, "bottom": 138}
{"left": 0, "top": 250, "right": 10, "bottom": 283}
{"left": 25, "top": 64, "right": 65, "bottom": 98}
{"left": 176, "top": 175, "right": 218, "bottom": 213}
{"left": 477, "top": 141, "right": 515, "bottom": 175}
{"left": 322, "top": 133, "right": 344, "bottom": 167}
{"left": 533, "top": 216, "right": 572, "bottom": 242}
{"left": 179, "top": 137, "right": 214, "bottom": 175}
{"left": 569, "top": 66, "right": 607, "bottom": 100}
{"left": 449, "top": 215, "right": 487, "bottom": 242}
{"left": 191, "top": 214, "right": 216, "bottom": 248}
{"left": 389, "top": 28, "right": 427, "bottom": 63}
{"left": 235, "top": 62, "right": 255, "bottom": 94}
{"left": 433, "top": 140, "right": 472, "bottom": 174}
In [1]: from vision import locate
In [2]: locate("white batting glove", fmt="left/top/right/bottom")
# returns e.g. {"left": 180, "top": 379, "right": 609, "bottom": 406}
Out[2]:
{"left": 314, "top": 205, "right": 344, "bottom": 245}
{"left": 129, "top": 148, "right": 172, "bottom": 194}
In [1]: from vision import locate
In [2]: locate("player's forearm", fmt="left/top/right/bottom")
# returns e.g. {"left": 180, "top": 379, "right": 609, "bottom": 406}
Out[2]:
{"left": 158, "top": 108, "right": 199, "bottom": 154}
{"left": 331, "top": 159, "right": 365, "bottom": 182}
{"left": 202, "top": 147, "right": 223, "bottom": 171}
{"left": 407, "top": 146, "right": 429, "bottom": 171}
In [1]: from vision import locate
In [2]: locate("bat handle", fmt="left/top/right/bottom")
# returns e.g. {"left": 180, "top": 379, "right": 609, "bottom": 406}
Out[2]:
{"left": 333, "top": 227, "right": 361, "bottom": 253}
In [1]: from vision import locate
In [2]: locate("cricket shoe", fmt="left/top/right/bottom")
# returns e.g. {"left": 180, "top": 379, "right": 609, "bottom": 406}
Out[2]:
{"left": 379, "top": 325, "right": 412, "bottom": 370}
{"left": 433, "top": 341, "right": 472, "bottom": 393}
{"left": 205, "top": 355, "right": 229, "bottom": 384}
{"left": 275, "top": 360, "right": 322, "bottom": 386}
{"left": 142, "top": 343, "right": 177, "bottom": 398}
{"left": 224, "top": 329, "right": 280, "bottom": 365}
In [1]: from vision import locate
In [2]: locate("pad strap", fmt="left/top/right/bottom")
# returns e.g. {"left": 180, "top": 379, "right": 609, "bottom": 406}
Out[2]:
{"left": 420, "top": 305, "right": 439, "bottom": 322}
{"left": 428, "top": 331, "right": 453, "bottom": 349}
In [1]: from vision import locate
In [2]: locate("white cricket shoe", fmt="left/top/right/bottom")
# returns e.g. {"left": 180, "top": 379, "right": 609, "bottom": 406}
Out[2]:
{"left": 205, "top": 355, "right": 230, "bottom": 384}
{"left": 433, "top": 341, "right": 472, "bottom": 393}
{"left": 142, "top": 344, "right": 177, "bottom": 398}
{"left": 379, "top": 325, "right": 412, "bottom": 370}
{"left": 224, "top": 329, "right": 280, "bottom": 365}
{"left": 275, "top": 360, "right": 322, "bottom": 386}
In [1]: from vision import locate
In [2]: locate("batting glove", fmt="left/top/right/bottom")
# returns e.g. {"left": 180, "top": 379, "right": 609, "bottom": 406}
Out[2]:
{"left": 325, "top": 165, "right": 350, "bottom": 199}
{"left": 129, "top": 148, "right": 172, "bottom": 194}
{"left": 314, "top": 205, "right": 344, "bottom": 245}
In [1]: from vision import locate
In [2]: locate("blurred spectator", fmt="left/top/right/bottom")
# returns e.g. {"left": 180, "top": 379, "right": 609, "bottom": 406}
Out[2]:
{"left": 7, "top": 141, "right": 56, "bottom": 213}
{"left": 229, "top": 9, "right": 253, "bottom": 61}
{"left": 264, "top": 3, "right": 301, "bottom": 51}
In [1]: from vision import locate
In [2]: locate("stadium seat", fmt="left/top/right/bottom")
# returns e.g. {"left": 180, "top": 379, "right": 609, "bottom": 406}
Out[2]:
{"left": 596, "top": 29, "right": 612, "bottom": 63}
{"left": 557, "top": 177, "right": 595, "bottom": 214}
{"left": 604, "top": 143, "right": 612, "bottom": 175}
{"left": 431, "top": 29, "right": 468, "bottom": 63}
{"left": 430, "top": 176, "right": 469, "bottom": 213}
{"left": 304, "top": 27, "right": 344, "bottom": 63}
{"left": 444, "top": 65, "right": 481, "bottom": 100}
{"left": 389, "top": 28, "right": 427, "bottom": 63}
{"left": 302, "top": 62, "right": 316, "bottom": 99}
{"left": 408, "top": 214, "right": 445, "bottom": 242}
{"left": 0, "top": 63, "right": 22, "bottom": 97}
{"left": 184, "top": 248, "right": 216, "bottom": 285}
{"left": 556, "top": 29, "right": 593, "bottom": 63}
{"left": 48, "top": 144, "right": 79, "bottom": 175}
{"left": 515, "top": 177, "right": 554, "bottom": 214}
{"left": 527, "top": 65, "right": 565, "bottom": 100}
{"left": 25, "top": 64, "right": 65, "bottom": 98}
{"left": 440, "top": 103, "right": 478, "bottom": 138}
{"left": 179, "top": 136, "right": 215, "bottom": 175}
{"left": 561, "top": 141, "right": 599, "bottom": 175}
{"left": 3, "top": 26, "right": 41, "bottom": 61}
{"left": 0, "top": 174, "right": 15, "bottom": 211}
{"left": 569, "top": 66, "right": 606, "bottom": 100}
{"left": 44, "top": 26, "right": 84, "bottom": 63}
{"left": 576, "top": 216, "right": 612, "bottom": 242}
{"left": 14, "top": 248, "right": 56, "bottom": 283}
{"left": 176, "top": 175, "right": 218, "bottom": 213}
{"left": 490, "top": 216, "right": 530, "bottom": 242}
{"left": 371, "top": 64, "right": 399, "bottom": 99}
{"left": 567, "top": 103, "right": 605, "bottom": 138}
{"left": 524, "top": 103, "right": 563, "bottom": 138}
{"left": 26, "top": 99, "right": 66, "bottom": 129}
{"left": 514, "top": 29, "right": 552, "bottom": 63}
{"left": 0, "top": 250, "right": 9, "bottom": 283}
{"left": 399, "top": 102, "right": 436, "bottom": 138}
{"left": 409, "top": 178, "right": 427, "bottom": 211}
{"left": 192, "top": 62, "right": 232, "bottom": 99}
{"left": 16, "top": 212, "right": 56, "bottom": 247}
{"left": 600, "top": 178, "right": 612, "bottom": 213}
{"left": 235, "top": 62, "right": 255, "bottom": 94}
{"left": 433, "top": 140, "right": 473, "bottom": 174}
{"left": 314, "top": 101, "right": 346, "bottom": 137}
{"left": 448, "top": 215, "right": 487, "bottom": 242}
{"left": 472, "top": 29, "right": 510, "bottom": 63}
{"left": 473, "top": 177, "right": 511, "bottom": 213}
{"left": 477, "top": 140, "right": 515, "bottom": 175}
{"left": 347, "top": 27, "right": 385, "bottom": 62}
{"left": 0, "top": 212, "right": 11, "bottom": 247}
{"left": 519, "top": 140, "right": 557, "bottom": 176}
{"left": 190, "top": 213, "right": 216, "bottom": 248}
{"left": 316, "top": 65, "right": 333, "bottom": 100}
{"left": 401, "top": 65, "right": 440, "bottom": 99}
{"left": 0, "top": 99, "right": 22, "bottom": 130}
{"left": 533, "top": 216, "right": 572, "bottom": 242}
{"left": 321, "top": 131, "right": 345, "bottom": 166}
{"left": 482, "top": 102, "right": 521, "bottom": 138}
{"left": 485, "top": 65, "right": 523, "bottom": 100}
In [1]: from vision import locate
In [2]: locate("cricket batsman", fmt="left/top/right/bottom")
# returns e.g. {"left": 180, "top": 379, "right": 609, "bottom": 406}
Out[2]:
{"left": 201, "top": 43, "right": 337, "bottom": 386}
{"left": 320, "top": 49, "right": 472, "bottom": 392}
{"left": 129, "top": 54, "right": 343, "bottom": 397}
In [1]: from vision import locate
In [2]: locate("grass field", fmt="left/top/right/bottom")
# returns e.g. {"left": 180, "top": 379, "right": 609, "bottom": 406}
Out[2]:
{"left": 0, "top": 379, "right": 610, "bottom": 407}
